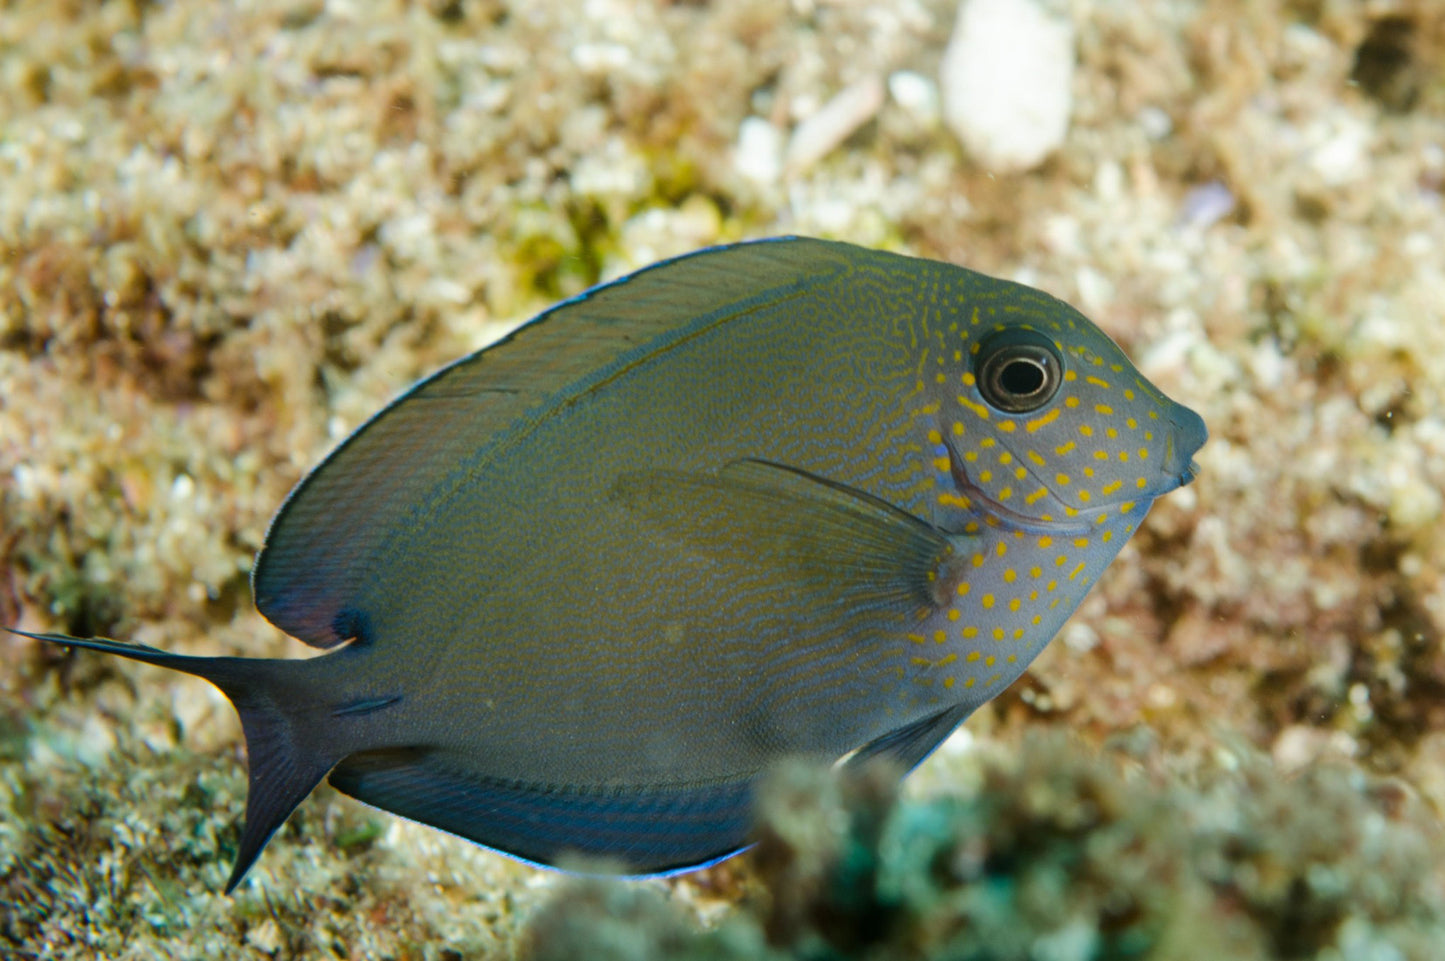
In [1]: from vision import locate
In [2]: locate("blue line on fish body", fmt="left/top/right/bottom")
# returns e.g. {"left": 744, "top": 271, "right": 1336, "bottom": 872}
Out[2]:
{"left": 17, "top": 237, "right": 1207, "bottom": 891}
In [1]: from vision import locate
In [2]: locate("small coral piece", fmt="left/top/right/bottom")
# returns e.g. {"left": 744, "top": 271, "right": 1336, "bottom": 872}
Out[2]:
{"left": 523, "top": 733, "right": 1445, "bottom": 960}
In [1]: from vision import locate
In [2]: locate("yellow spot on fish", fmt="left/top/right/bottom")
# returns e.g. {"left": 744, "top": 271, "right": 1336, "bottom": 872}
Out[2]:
{"left": 965, "top": 677, "right": 976, "bottom": 688}
{"left": 1119, "top": 501, "right": 1136, "bottom": 513}
{"left": 1102, "top": 480, "right": 1122, "bottom": 495}
{"left": 962, "top": 626, "right": 979, "bottom": 639}
{"left": 1056, "top": 473, "right": 1071, "bottom": 486}
{"left": 998, "top": 486, "right": 1013, "bottom": 500}
{"left": 1037, "top": 535, "right": 1053, "bottom": 548}
{"left": 1055, "top": 441, "right": 1075, "bottom": 456}
{"left": 1123, "top": 389, "right": 1135, "bottom": 400}
{"left": 996, "top": 542, "right": 1008, "bottom": 557}
{"left": 967, "top": 650, "right": 981, "bottom": 662}
{"left": 1025, "top": 487, "right": 1049, "bottom": 505}
{"left": 1077, "top": 490, "right": 1091, "bottom": 503}
{"left": 971, "top": 553, "right": 985, "bottom": 568}
{"left": 1065, "top": 396, "right": 1080, "bottom": 408}
{"left": 927, "top": 429, "right": 942, "bottom": 444}
{"left": 956, "top": 582, "right": 972, "bottom": 596}
{"left": 958, "top": 396, "right": 991, "bottom": 418}
{"left": 1069, "top": 561, "right": 1086, "bottom": 580}
{"left": 982, "top": 594, "right": 995, "bottom": 609}
{"left": 962, "top": 372, "right": 976, "bottom": 386}
{"left": 980, "top": 437, "right": 996, "bottom": 449}
{"left": 1138, "top": 448, "right": 1150, "bottom": 460}
{"left": 1027, "top": 450, "right": 1047, "bottom": 467}
{"left": 1003, "top": 568, "right": 1017, "bottom": 583}
{"left": 1079, "top": 424, "right": 1094, "bottom": 437}
{"left": 1008, "top": 598, "right": 1021, "bottom": 612}
{"left": 1095, "top": 403, "right": 1114, "bottom": 415}
{"left": 979, "top": 470, "right": 993, "bottom": 483}
{"left": 1026, "top": 408, "right": 1060, "bottom": 432}
{"left": 999, "top": 452, "right": 1013, "bottom": 465}
{"left": 943, "top": 677, "right": 955, "bottom": 689}
{"left": 992, "top": 627, "right": 1005, "bottom": 641}
{"left": 1086, "top": 376, "right": 1110, "bottom": 389}
{"left": 953, "top": 422, "right": 966, "bottom": 436}
{"left": 998, "top": 420, "right": 1016, "bottom": 433}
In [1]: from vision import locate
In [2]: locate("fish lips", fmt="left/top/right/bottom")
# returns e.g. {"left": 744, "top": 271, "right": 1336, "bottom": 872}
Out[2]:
{"left": 1161, "top": 404, "right": 1208, "bottom": 490}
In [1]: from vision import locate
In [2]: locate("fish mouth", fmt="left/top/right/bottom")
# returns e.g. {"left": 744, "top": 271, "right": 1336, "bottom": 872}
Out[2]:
{"left": 1161, "top": 405, "right": 1208, "bottom": 490}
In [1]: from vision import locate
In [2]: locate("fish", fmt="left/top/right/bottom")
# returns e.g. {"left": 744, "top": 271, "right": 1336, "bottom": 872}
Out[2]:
{"left": 16, "top": 237, "right": 1207, "bottom": 891}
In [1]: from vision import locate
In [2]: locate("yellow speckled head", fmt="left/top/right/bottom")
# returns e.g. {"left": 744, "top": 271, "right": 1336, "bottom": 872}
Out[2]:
{"left": 897, "top": 267, "right": 1205, "bottom": 713}
{"left": 930, "top": 297, "right": 1205, "bottom": 529}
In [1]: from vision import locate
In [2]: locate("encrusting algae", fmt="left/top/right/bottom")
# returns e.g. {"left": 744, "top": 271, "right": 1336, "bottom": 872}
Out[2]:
{"left": 525, "top": 733, "right": 1445, "bottom": 961}
{"left": 3, "top": 0, "right": 1445, "bottom": 958}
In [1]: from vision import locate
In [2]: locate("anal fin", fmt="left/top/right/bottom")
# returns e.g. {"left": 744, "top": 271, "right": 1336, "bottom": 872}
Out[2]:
{"left": 329, "top": 749, "right": 757, "bottom": 875}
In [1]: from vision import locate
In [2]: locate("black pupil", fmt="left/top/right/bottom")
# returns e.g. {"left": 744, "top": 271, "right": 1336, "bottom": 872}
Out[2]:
{"left": 1000, "top": 357, "right": 1046, "bottom": 396}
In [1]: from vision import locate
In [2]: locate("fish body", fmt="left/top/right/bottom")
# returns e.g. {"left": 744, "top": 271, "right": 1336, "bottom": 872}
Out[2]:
{"left": 21, "top": 238, "right": 1206, "bottom": 889}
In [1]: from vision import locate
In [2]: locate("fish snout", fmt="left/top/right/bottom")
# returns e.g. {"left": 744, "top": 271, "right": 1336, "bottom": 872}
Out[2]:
{"left": 1162, "top": 404, "right": 1208, "bottom": 488}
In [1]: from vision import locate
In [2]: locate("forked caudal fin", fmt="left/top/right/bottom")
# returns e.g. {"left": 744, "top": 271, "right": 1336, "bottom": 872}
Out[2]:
{"left": 12, "top": 628, "right": 374, "bottom": 892}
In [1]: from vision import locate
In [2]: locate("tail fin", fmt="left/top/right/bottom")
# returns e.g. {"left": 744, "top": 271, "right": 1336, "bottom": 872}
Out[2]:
{"left": 14, "top": 628, "right": 344, "bottom": 892}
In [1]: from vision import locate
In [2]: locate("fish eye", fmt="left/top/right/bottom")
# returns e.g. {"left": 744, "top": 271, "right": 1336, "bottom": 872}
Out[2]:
{"left": 976, "top": 330, "right": 1064, "bottom": 414}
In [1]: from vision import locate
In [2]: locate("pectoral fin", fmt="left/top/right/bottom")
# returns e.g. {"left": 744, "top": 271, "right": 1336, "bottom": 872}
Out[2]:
{"left": 612, "top": 458, "right": 956, "bottom": 619}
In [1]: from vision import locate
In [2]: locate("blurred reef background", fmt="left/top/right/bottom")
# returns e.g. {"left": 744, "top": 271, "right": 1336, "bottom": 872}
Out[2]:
{"left": 2, "top": 0, "right": 1445, "bottom": 957}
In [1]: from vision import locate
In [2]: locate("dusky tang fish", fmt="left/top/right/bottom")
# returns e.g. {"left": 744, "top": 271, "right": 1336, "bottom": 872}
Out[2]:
{"left": 19, "top": 237, "right": 1206, "bottom": 891}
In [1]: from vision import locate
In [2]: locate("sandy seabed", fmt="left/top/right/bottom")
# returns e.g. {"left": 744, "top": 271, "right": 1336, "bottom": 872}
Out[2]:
{"left": 2, "top": 0, "right": 1444, "bottom": 957}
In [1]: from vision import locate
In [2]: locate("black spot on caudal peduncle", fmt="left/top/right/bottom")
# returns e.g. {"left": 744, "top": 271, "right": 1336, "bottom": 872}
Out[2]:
{"left": 332, "top": 607, "right": 374, "bottom": 647}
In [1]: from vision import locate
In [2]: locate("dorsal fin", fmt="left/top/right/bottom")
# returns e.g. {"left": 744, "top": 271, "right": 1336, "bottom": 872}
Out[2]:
{"left": 253, "top": 238, "right": 859, "bottom": 647}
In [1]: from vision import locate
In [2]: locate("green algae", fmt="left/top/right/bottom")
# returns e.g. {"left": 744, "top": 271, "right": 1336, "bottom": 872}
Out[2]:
{"left": 524, "top": 734, "right": 1445, "bottom": 960}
